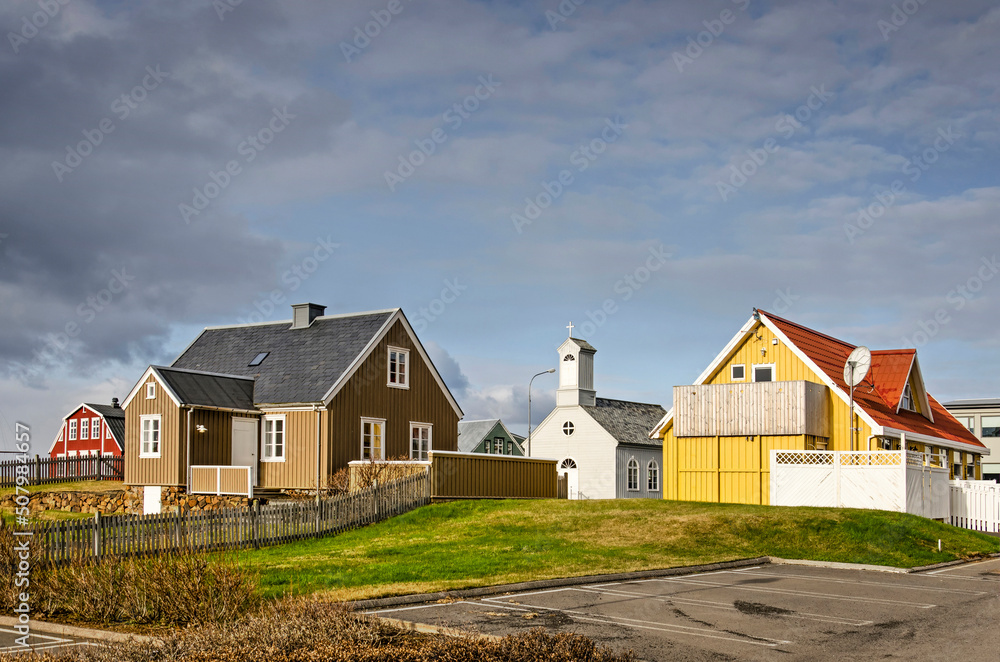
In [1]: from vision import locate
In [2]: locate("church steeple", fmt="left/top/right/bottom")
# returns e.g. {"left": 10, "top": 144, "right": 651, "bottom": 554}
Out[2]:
{"left": 557, "top": 328, "right": 596, "bottom": 407}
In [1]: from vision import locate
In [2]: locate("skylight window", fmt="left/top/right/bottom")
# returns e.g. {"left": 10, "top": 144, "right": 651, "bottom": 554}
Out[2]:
{"left": 249, "top": 352, "right": 269, "bottom": 367}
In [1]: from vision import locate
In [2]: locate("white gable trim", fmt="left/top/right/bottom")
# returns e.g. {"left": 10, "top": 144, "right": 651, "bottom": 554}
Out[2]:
{"left": 320, "top": 309, "right": 464, "bottom": 418}
{"left": 896, "top": 355, "right": 934, "bottom": 423}
{"left": 122, "top": 366, "right": 182, "bottom": 410}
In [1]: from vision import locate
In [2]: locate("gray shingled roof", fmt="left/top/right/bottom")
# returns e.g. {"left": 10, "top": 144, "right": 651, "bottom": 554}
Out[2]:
{"left": 457, "top": 419, "right": 500, "bottom": 453}
{"left": 569, "top": 337, "right": 597, "bottom": 352}
{"left": 154, "top": 367, "right": 256, "bottom": 411}
{"left": 583, "top": 397, "right": 666, "bottom": 448}
{"left": 84, "top": 403, "right": 125, "bottom": 449}
{"left": 171, "top": 311, "right": 394, "bottom": 404}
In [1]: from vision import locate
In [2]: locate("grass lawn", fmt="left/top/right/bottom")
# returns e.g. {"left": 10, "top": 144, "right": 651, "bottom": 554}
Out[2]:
{"left": 1, "top": 509, "right": 94, "bottom": 526}
{"left": 0, "top": 480, "right": 124, "bottom": 498}
{"left": 239, "top": 499, "right": 1000, "bottom": 602}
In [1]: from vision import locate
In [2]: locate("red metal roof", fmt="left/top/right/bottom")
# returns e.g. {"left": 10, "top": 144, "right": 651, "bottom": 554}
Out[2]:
{"left": 759, "top": 311, "right": 984, "bottom": 450}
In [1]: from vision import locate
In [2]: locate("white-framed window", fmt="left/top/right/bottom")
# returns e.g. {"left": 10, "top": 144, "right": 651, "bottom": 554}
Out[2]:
{"left": 900, "top": 384, "right": 914, "bottom": 411}
{"left": 494, "top": 437, "right": 504, "bottom": 454}
{"left": 106, "top": 425, "right": 112, "bottom": 439}
{"left": 140, "top": 415, "right": 161, "bottom": 458}
{"left": 627, "top": 458, "right": 639, "bottom": 491}
{"left": 563, "top": 421, "right": 575, "bottom": 436}
{"left": 102, "top": 452, "right": 114, "bottom": 457}
{"left": 648, "top": 461, "right": 660, "bottom": 491}
{"left": 263, "top": 415, "right": 286, "bottom": 461}
{"left": 92, "top": 417, "right": 101, "bottom": 439}
{"left": 731, "top": 364, "right": 746, "bottom": 381}
{"left": 146, "top": 382, "right": 156, "bottom": 399}
{"left": 753, "top": 363, "right": 775, "bottom": 382}
{"left": 982, "top": 416, "right": 1000, "bottom": 438}
{"left": 67, "top": 450, "right": 78, "bottom": 457}
{"left": 362, "top": 418, "right": 385, "bottom": 460}
{"left": 560, "top": 458, "right": 577, "bottom": 469}
{"left": 69, "top": 419, "right": 77, "bottom": 440}
{"left": 387, "top": 347, "right": 409, "bottom": 388}
{"left": 410, "top": 423, "right": 432, "bottom": 461}
{"left": 80, "top": 418, "right": 89, "bottom": 440}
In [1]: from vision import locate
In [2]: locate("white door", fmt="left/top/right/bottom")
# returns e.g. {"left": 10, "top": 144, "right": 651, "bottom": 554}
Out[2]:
{"left": 559, "top": 458, "right": 579, "bottom": 500}
{"left": 232, "top": 418, "right": 258, "bottom": 485}
{"left": 143, "top": 486, "right": 161, "bottom": 515}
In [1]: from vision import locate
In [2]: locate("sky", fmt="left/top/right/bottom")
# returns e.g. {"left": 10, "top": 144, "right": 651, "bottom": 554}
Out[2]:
{"left": 1, "top": 0, "right": 998, "bottom": 451}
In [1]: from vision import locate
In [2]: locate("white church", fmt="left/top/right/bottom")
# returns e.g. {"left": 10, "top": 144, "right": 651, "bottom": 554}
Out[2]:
{"left": 529, "top": 327, "right": 666, "bottom": 500}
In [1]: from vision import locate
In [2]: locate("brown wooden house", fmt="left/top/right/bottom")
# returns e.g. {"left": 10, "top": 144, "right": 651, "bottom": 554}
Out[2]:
{"left": 122, "top": 304, "right": 463, "bottom": 512}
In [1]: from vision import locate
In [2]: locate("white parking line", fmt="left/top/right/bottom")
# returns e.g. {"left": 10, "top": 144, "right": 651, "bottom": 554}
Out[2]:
{"left": 726, "top": 570, "right": 987, "bottom": 596}
{"left": 478, "top": 597, "right": 790, "bottom": 647}
{"left": 649, "top": 577, "right": 937, "bottom": 608}
{"left": 568, "top": 586, "right": 873, "bottom": 626}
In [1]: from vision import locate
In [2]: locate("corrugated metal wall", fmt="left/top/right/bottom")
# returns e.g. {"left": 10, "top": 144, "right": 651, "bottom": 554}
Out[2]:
{"left": 326, "top": 320, "right": 460, "bottom": 475}
{"left": 615, "top": 445, "right": 663, "bottom": 499}
{"left": 124, "top": 375, "right": 183, "bottom": 486}
{"left": 430, "top": 452, "right": 558, "bottom": 498}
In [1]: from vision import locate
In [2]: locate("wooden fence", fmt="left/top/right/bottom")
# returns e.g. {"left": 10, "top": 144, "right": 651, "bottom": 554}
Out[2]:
{"left": 0, "top": 455, "right": 124, "bottom": 488}
{"left": 429, "top": 451, "right": 558, "bottom": 499}
{"left": 950, "top": 480, "right": 1000, "bottom": 533}
{"left": 30, "top": 472, "right": 431, "bottom": 563}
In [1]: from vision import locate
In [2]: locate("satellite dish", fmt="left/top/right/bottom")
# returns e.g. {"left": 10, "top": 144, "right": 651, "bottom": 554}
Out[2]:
{"left": 843, "top": 346, "right": 871, "bottom": 387}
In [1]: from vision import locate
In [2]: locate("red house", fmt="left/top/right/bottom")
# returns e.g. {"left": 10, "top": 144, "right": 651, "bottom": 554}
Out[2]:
{"left": 49, "top": 399, "right": 125, "bottom": 459}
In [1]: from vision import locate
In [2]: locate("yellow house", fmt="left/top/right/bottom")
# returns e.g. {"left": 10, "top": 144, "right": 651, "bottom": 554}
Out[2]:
{"left": 649, "top": 309, "right": 988, "bottom": 505}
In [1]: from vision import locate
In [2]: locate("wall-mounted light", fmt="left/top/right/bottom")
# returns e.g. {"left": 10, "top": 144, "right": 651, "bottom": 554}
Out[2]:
{"left": 760, "top": 347, "right": 766, "bottom": 357}
{"left": 196, "top": 425, "right": 207, "bottom": 433}
{"left": 772, "top": 338, "right": 779, "bottom": 345}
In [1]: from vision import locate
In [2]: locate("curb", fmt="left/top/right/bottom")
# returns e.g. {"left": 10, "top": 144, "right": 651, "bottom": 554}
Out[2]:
{"left": 350, "top": 557, "right": 771, "bottom": 611}
{"left": 768, "top": 556, "right": 909, "bottom": 574}
{"left": 0, "top": 616, "right": 155, "bottom": 644}
{"left": 376, "top": 617, "right": 502, "bottom": 641}
{"left": 909, "top": 551, "right": 1000, "bottom": 573}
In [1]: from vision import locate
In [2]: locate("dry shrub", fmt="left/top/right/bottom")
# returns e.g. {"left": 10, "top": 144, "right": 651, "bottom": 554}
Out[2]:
{"left": 0, "top": 522, "right": 258, "bottom": 628}
{"left": 352, "top": 456, "right": 426, "bottom": 491}
{"left": 4, "top": 598, "right": 634, "bottom": 662}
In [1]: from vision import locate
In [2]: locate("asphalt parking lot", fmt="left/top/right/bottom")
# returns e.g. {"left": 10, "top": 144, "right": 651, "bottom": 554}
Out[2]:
{"left": 369, "top": 558, "right": 1000, "bottom": 661}
{"left": 0, "top": 627, "right": 100, "bottom": 656}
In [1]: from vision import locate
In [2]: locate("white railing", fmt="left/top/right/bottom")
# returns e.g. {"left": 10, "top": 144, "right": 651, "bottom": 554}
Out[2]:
{"left": 950, "top": 480, "right": 1000, "bottom": 533}
{"left": 189, "top": 465, "right": 253, "bottom": 497}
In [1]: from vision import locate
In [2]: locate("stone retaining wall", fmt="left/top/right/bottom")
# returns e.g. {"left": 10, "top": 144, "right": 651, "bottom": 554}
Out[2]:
{"left": 2, "top": 486, "right": 268, "bottom": 516}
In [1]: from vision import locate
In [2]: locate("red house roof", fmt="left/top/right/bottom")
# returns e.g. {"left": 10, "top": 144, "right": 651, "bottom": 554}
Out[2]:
{"left": 760, "top": 311, "right": 984, "bottom": 450}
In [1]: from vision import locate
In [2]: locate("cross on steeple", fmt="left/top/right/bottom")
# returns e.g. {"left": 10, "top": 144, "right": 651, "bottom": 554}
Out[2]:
{"left": 566, "top": 321, "right": 575, "bottom": 337}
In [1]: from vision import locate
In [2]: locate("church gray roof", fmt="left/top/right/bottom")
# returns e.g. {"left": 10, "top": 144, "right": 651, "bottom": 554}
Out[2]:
{"left": 584, "top": 397, "right": 666, "bottom": 448}
{"left": 171, "top": 310, "right": 395, "bottom": 405}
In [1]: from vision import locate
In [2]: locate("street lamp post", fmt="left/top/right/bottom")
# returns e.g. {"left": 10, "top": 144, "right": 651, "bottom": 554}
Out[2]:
{"left": 527, "top": 368, "right": 555, "bottom": 457}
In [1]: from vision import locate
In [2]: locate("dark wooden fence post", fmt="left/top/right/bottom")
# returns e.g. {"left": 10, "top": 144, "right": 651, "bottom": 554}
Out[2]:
{"left": 253, "top": 499, "right": 261, "bottom": 549}
{"left": 34, "top": 455, "right": 41, "bottom": 486}
{"left": 93, "top": 512, "right": 101, "bottom": 559}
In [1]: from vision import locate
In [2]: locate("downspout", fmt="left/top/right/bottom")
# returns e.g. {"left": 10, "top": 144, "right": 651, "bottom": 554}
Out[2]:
{"left": 186, "top": 407, "right": 193, "bottom": 493}
{"left": 315, "top": 405, "right": 323, "bottom": 505}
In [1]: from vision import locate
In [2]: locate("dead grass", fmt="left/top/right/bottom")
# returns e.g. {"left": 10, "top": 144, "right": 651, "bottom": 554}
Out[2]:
{"left": 1, "top": 598, "right": 634, "bottom": 662}
{"left": 0, "top": 480, "right": 124, "bottom": 498}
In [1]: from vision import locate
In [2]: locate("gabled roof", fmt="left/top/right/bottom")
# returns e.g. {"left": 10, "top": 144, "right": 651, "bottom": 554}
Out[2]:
{"left": 650, "top": 311, "right": 984, "bottom": 452}
{"left": 943, "top": 398, "right": 1000, "bottom": 409}
{"left": 457, "top": 419, "right": 523, "bottom": 454}
{"left": 49, "top": 402, "right": 126, "bottom": 453}
{"left": 171, "top": 309, "right": 395, "bottom": 405}
{"left": 153, "top": 366, "right": 257, "bottom": 411}
{"left": 584, "top": 397, "right": 666, "bottom": 448}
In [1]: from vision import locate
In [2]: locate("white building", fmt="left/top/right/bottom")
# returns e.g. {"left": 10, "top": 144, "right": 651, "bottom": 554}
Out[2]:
{"left": 528, "top": 330, "right": 666, "bottom": 500}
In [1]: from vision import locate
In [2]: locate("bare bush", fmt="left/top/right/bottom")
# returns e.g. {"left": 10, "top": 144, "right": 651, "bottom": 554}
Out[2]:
{"left": 351, "top": 455, "right": 427, "bottom": 491}
{"left": 3, "top": 598, "right": 634, "bottom": 662}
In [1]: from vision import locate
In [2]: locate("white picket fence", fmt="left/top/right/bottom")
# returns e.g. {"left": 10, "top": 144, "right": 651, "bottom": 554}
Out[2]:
{"left": 950, "top": 480, "right": 1000, "bottom": 533}
{"left": 771, "top": 450, "right": 953, "bottom": 523}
